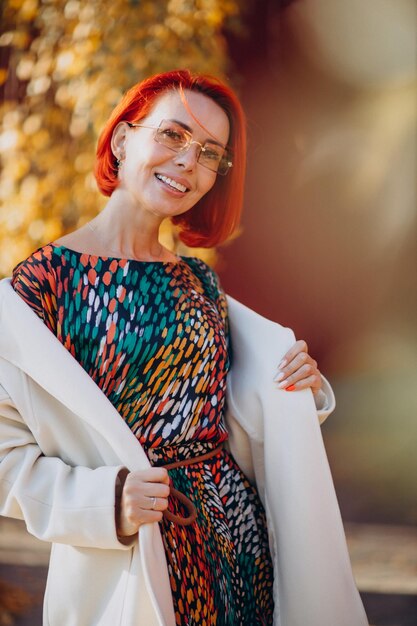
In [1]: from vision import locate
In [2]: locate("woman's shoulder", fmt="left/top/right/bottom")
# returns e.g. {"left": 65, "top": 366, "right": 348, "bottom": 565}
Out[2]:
{"left": 11, "top": 243, "right": 59, "bottom": 323}
{"left": 12, "top": 243, "right": 58, "bottom": 284}
{"left": 183, "top": 256, "right": 222, "bottom": 291}
{"left": 183, "top": 255, "right": 228, "bottom": 319}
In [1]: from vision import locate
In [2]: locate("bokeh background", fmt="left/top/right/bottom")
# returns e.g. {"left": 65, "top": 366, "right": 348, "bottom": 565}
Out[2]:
{"left": 220, "top": 0, "right": 417, "bottom": 527}
{"left": 0, "top": 0, "right": 416, "bottom": 624}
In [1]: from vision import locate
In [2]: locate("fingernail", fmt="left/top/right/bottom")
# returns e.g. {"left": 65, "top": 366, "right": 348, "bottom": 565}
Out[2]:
{"left": 285, "top": 384, "right": 296, "bottom": 391}
{"left": 278, "top": 379, "right": 289, "bottom": 388}
{"left": 274, "top": 372, "right": 285, "bottom": 382}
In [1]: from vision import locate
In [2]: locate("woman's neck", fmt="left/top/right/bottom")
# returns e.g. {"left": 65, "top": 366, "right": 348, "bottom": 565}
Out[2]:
{"left": 88, "top": 192, "right": 175, "bottom": 262}
{"left": 53, "top": 191, "right": 180, "bottom": 263}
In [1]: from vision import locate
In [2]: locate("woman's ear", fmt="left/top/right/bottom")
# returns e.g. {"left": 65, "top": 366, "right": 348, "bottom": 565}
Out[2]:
{"left": 111, "top": 121, "right": 129, "bottom": 162}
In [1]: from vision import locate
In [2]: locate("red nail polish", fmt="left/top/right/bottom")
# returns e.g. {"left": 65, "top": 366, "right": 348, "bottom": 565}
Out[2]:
{"left": 285, "top": 384, "right": 296, "bottom": 391}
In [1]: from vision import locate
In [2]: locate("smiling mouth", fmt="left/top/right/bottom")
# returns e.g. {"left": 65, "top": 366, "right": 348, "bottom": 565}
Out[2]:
{"left": 155, "top": 173, "right": 189, "bottom": 193}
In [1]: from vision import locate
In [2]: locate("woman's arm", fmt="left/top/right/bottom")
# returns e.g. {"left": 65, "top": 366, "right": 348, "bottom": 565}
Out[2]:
{"left": 0, "top": 383, "right": 133, "bottom": 550}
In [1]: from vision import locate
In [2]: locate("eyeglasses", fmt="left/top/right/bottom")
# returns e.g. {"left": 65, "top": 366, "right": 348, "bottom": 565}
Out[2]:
{"left": 126, "top": 119, "right": 233, "bottom": 176}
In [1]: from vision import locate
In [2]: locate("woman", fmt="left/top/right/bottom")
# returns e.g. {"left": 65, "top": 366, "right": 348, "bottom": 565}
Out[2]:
{"left": 0, "top": 70, "right": 367, "bottom": 625}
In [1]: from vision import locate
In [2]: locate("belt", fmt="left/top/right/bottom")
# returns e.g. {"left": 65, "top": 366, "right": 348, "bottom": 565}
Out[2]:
{"left": 161, "top": 443, "right": 224, "bottom": 526}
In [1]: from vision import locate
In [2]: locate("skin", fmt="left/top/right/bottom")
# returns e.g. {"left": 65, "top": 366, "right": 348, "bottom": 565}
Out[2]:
{"left": 54, "top": 88, "right": 323, "bottom": 536}
{"left": 275, "top": 340, "right": 322, "bottom": 395}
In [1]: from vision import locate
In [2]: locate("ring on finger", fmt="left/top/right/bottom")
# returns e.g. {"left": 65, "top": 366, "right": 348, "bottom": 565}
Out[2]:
{"left": 150, "top": 496, "right": 157, "bottom": 510}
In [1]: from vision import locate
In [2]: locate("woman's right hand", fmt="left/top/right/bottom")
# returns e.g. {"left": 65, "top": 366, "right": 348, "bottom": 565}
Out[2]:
{"left": 117, "top": 467, "right": 170, "bottom": 536}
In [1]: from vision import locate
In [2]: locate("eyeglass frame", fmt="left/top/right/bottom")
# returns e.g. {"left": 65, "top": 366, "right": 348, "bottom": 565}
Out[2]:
{"left": 125, "top": 119, "right": 233, "bottom": 176}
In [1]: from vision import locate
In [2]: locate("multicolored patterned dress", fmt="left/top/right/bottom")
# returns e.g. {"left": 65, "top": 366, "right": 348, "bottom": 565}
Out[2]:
{"left": 12, "top": 243, "right": 274, "bottom": 626}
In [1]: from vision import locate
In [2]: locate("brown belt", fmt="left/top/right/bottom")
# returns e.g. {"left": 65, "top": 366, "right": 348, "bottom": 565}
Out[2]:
{"left": 161, "top": 443, "right": 224, "bottom": 526}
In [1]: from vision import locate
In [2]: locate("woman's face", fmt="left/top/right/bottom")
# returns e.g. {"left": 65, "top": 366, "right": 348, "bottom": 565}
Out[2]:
{"left": 112, "top": 89, "right": 230, "bottom": 219}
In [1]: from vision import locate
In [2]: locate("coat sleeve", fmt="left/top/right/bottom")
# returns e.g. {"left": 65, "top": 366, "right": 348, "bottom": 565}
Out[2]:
{"left": 0, "top": 382, "right": 134, "bottom": 550}
{"left": 315, "top": 374, "right": 336, "bottom": 425}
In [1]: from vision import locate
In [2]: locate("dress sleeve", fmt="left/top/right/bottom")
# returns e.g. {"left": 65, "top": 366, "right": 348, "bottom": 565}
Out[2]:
{"left": 11, "top": 246, "right": 57, "bottom": 334}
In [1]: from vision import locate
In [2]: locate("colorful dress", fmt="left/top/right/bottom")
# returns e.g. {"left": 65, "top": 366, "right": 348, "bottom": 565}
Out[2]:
{"left": 12, "top": 243, "right": 274, "bottom": 626}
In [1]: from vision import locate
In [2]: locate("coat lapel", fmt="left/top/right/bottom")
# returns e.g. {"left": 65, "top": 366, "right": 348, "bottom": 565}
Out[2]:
{"left": 0, "top": 278, "right": 149, "bottom": 471}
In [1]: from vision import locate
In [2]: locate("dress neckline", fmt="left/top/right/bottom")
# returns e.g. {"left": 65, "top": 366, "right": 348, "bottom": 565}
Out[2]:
{"left": 49, "top": 242, "right": 189, "bottom": 265}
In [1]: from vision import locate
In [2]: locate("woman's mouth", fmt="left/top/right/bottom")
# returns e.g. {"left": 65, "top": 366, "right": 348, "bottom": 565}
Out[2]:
{"left": 155, "top": 173, "right": 189, "bottom": 194}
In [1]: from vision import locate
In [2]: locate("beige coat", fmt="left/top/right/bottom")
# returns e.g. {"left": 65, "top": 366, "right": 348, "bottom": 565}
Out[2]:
{"left": 0, "top": 278, "right": 368, "bottom": 625}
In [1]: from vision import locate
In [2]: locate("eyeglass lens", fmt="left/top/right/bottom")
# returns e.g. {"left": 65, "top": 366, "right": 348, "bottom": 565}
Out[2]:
{"left": 155, "top": 121, "right": 231, "bottom": 175}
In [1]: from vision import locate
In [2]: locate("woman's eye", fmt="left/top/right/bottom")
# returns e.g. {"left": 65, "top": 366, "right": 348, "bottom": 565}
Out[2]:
{"left": 163, "top": 129, "right": 183, "bottom": 141}
{"left": 203, "top": 149, "right": 222, "bottom": 161}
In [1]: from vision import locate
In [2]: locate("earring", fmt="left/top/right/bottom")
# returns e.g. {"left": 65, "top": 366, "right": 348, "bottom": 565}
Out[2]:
{"left": 115, "top": 153, "right": 125, "bottom": 169}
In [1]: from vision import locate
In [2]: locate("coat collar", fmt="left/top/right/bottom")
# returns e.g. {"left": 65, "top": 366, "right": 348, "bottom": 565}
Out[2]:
{"left": 0, "top": 278, "right": 149, "bottom": 471}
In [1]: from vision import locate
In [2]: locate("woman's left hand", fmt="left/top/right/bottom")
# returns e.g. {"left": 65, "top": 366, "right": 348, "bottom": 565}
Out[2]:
{"left": 274, "top": 340, "right": 322, "bottom": 395}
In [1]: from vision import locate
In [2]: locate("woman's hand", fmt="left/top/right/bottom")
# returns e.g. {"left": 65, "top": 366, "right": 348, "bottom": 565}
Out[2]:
{"left": 274, "top": 340, "right": 322, "bottom": 395}
{"left": 117, "top": 467, "right": 170, "bottom": 537}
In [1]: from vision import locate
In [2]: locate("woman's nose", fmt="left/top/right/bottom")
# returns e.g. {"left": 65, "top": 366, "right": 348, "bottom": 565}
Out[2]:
{"left": 173, "top": 142, "right": 200, "bottom": 170}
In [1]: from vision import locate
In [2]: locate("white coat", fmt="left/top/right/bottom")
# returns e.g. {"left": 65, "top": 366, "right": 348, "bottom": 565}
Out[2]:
{"left": 0, "top": 277, "right": 368, "bottom": 625}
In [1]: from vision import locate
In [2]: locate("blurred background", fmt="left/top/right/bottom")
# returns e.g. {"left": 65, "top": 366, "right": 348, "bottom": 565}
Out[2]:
{"left": 0, "top": 0, "right": 416, "bottom": 624}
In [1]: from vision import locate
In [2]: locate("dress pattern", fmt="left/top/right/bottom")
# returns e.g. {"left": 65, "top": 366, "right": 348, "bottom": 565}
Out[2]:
{"left": 12, "top": 243, "right": 274, "bottom": 625}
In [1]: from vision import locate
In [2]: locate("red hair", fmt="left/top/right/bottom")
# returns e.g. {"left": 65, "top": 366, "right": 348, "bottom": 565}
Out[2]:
{"left": 94, "top": 69, "right": 246, "bottom": 248}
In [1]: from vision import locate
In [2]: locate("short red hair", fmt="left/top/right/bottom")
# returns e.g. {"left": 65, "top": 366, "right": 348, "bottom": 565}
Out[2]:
{"left": 94, "top": 69, "right": 246, "bottom": 248}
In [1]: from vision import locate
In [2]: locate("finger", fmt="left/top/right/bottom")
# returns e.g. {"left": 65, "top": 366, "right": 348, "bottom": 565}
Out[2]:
{"left": 128, "top": 467, "right": 170, "bottom": 484}
{"left": 277, "top": 340, "right": 308, "bottom": 370}
{"left": 275, "top": 352, "right": 314, "bottom": 383}
{"left": 140, "top": 509, "right": 164, "bottom": 524}
{"left": 278, "top": 373, "right": 321, "bottom": 392}
{"left": 280, "top": 362, "right": 315, "bottom": 385}
{"left": 133, "top": 509, "right": 164, "bottom": 525}
{"left": 122, "top": 500, "right": 165, "bottom": 527}
{"left": 141, "top": 482, "right": 171, "bottom": 499}
{"left": 119, "top": 507, "right": 164, "bottom": 536}
{"left": 123, "top": 485, "right": 170, "bottom": 510}
{"left": 141, "top": 495, "right": 169, "bottom": 512}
